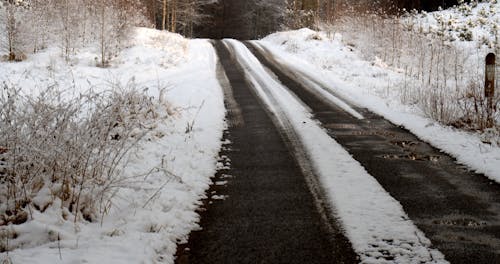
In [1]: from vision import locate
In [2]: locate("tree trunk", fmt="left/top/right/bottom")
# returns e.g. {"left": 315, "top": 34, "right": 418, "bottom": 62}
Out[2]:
{"left": 171, "top": 0, "right": 177, "bottom": 32}
{"left": 162, "top": 0, "right": 167, "bottom": 30}
{"left": 100, "top": 2, "right": 106, "bottom": 66}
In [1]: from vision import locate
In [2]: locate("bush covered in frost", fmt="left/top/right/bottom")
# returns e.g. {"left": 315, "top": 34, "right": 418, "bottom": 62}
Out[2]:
{"left": 0, "top": 83, "right": 169, "bottom": 230}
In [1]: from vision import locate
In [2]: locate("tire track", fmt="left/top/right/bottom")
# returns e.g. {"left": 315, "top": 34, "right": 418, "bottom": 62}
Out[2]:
{"left": 223, "top": 40, "right": 351, "bottom": 253}
{"left": 246, "top": 40, "right": 500, "bottom": 264}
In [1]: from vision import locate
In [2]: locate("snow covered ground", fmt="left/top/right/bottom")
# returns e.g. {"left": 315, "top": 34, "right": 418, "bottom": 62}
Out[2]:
{"left": 414, "top": 1, "right": 500, "bottom": 49}
{"left": 258, "top": 27, "right": 500, "bottom": 184}
{"left": 0, "top": 28, "right": 225, "bottom": 263}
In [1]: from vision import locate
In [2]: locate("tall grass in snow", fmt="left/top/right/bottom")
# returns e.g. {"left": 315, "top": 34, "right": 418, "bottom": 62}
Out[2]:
{"left": 328, "top": 5, "right": 499, "bottom": 133}
{"left": 0, "top": 82, "right": 169, "bottom": 233}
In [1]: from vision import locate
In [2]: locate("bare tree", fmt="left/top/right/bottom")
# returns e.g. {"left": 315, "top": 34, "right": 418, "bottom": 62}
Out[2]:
{"left": 158, "top": 0, "right": 211, "bottom": 37}
{"left": 2, "top": 0, "right": 150, "bottom": 63}
{"left": 5, "top": 2, "right": 17, "bottom": 60}
{"left": 55, "top": 0, "right": 81, "bottom": 60}
{"left": 283, "top": 0, "right": 315, "bottom": 29}
{"left": 2, "top": 1, "right": 25, "bottom": 61}
{"left": 178, "top": 0, "right": 212, "bottom": 37}
{"left": 171, "top": 0, "right": 177, "bottom": 32}
{"left": 162, "top": 0, "right": 168, "bottom": 30}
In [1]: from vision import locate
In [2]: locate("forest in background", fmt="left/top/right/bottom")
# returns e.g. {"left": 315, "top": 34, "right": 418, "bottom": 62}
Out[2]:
{"left": 138, "top": 0, "right": 464, "bottom": 39}
{"left": 178, "top": 0, "right": 463, "bottom": 39}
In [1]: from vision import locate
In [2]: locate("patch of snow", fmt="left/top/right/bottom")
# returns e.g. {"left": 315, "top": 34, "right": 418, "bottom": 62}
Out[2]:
{"left": 211, "top": 195, "right": 228, "bottom": 200}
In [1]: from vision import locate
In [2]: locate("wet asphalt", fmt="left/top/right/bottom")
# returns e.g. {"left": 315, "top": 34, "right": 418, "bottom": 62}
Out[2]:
{"left": 247, "top": 42, "right": 500, "bottom": 264}
{"left": 175, "top": 41, "right": 358, "bottom": 264}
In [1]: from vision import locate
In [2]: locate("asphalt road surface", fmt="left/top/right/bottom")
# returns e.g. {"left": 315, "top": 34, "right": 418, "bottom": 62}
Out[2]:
{"left": 175, "top": 41, "right": 358, "bottom": 264}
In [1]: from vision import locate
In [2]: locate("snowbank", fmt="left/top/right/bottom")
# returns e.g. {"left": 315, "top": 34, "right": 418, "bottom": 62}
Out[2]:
{"left": 0, "top": 29, "right": 225, "bottom": 264}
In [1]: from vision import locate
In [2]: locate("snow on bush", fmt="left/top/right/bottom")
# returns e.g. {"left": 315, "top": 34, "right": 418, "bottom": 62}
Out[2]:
{"left": 0, "top": 26, "right": 224, "bottom": 263}
{"left": 0, "top": 82, "right": 171, "bottom": 246}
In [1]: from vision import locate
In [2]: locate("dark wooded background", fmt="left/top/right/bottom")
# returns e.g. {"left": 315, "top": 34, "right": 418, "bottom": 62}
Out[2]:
{"left": 192, "top": 0, "right": 461, "bottom": 39}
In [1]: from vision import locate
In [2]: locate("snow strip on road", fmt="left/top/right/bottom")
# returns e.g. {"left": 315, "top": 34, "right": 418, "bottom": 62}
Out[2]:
{"left": 250, "top": 42, "right": 364, "bottom": 120}
{"left": 225, "top": 39, "right": 448, "bottom": 264}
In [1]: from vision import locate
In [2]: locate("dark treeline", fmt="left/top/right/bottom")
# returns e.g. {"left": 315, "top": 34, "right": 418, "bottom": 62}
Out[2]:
{"left": 395, "top": 0, "right": 461, "bottom": 11}
{"left": 188, "top": 0, "right": 465, "bottom": 39}
{"left": 349, "top": 0, "right": 463, "bottom": 12}
{"left": 194, "top": 0, "right": 285, "bottom": 39}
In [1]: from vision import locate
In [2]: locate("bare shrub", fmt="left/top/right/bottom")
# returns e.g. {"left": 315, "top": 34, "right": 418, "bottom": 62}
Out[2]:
{"left": 0, "top": 82, "right": 168, "bottom": 227}
{"left": 456, "top": 78, "right": 500, "bottom": 130}
{"left": 327, "top": 3, "right": 499, "bottom": 131}
{"left": 94, "top": 0, "right": 151, "bottom": 66}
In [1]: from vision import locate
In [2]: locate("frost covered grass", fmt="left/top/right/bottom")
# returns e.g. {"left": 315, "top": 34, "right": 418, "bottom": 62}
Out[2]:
{"left": 0, "top": 28, "right": 225, "bottom": 263}
{"left": 321, "top": 0, "right": 500, "bottom": 132}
